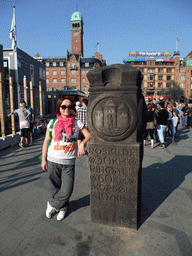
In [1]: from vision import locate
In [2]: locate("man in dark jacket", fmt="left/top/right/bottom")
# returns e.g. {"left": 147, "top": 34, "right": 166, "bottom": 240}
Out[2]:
{"left": 157, "top": 101, "right": 169, "bottom": 148}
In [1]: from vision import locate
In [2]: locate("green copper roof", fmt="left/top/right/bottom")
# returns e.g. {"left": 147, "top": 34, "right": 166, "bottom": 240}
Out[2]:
{"left": 71, "top": 11, "right": 83, "bottom": 21}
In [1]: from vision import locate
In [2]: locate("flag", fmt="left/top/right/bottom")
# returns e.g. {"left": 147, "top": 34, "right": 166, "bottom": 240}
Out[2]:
{"left": 95, "top": 42, "right": 99, "bottom": 47}
{"left": 10, "top": 6, "right": 17, "bottom": 50}
{"left": 177, "top": 37, "right": 179, "bottom": 42}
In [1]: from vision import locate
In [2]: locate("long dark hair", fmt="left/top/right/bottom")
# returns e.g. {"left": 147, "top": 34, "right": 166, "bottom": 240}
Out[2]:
{"left": 55, "top": 96, "right": 76, "bottom": 116}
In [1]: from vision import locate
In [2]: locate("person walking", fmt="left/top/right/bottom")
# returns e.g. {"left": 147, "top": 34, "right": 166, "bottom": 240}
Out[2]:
{"left": 181, "top": 103, "right": 189, "bottom": 127}
{"left": 156, "top": 101, "right": 169, "bottom": 148}
{"left": 21, "top": 101, "right": 35, "bottom": 143}
{"left": 143, "top": 103, "right": 156, "bottom": 149}
{"left": 8, "top": 102, "right": 31, "bottom": 147}
{"left": 41, "top": 96, "right": 90, "bottom": 221}
{"left": 77, "top": 99, "right": 88, "bottom": 128}
{"left": 171, "top": 111, "right": 178, "bottom": 144}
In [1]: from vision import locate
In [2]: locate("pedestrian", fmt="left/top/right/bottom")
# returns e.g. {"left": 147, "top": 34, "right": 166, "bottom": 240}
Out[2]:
{"left": 143, "top": 103, "right": 157, "bottom": 149}
{"left": 21, "top": 101, "right": 35, "bottom": 143}
{"left": 77, "top": 99, "right": 88, "bottom": 128}
{"left": 171, "top": 111, "right": 178, "bottom": 144}
{"left": 77, "top": 99, "right": 88, "bottom": 150}
{"left": 41, "top": 96, "right": 90, "bottom": 221}
{"left": 75, "top": 101, "right": 81, "bottom": 111}
{"left": 166, "top": 103, "right": 173, "bottom": 138}
{"left": 8, "top": 102, "right": 31, "bottom": 147}
{"left": 156, "top": 101, "right": 169, "bottom": 148}
{"left": 181, "top": 103, "right": 189, "bottom": 127}
{"left": 172, "top": 102, "right": 180, "bottom": 133}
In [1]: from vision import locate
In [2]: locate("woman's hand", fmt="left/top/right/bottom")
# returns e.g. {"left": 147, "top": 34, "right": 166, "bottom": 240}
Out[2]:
{"left": 41, "top": 160, "right": 48, "bottom": 171}
{"left": 77, "top": 141, "right": 85, "bottom": 157}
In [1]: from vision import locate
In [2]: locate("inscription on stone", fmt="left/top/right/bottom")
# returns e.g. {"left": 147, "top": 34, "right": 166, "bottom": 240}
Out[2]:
{"left": 87, "top": 64, "right": 144, "bottom": 229}
{"left": 89, "top": 145, "right": 139, "bottom": 211}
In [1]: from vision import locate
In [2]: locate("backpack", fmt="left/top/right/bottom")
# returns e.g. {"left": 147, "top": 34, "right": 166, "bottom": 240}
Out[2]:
{"left": 38, "top": 118, "right": 57, "bottom": 163}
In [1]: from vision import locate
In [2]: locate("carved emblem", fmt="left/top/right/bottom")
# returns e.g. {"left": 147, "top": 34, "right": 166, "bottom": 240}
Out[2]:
{"left": 93, "top": 98, "right": 130, "bottom": 137}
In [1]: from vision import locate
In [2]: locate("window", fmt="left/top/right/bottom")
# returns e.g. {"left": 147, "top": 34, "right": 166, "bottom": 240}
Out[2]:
{"left": 60, "top": 86, "right": 65, "bottom": 91}
{"left": 181, "top": 83, "right": 185, "bottom": 88}
{"left": 71, "top": 62, "right": 75, "bottom": 68}
{"left": 46, "top": 62, "right": 49, "bottom": 67}
{"left": 46, "top": 87, "right": 50, "bottom": 91}
{"left": 82, "top": 78, "right": 86, "bottom": 83}
{"left": 147, "top": 68, "right": 155, "bottom": 73}
{"left": 139, "top": 68, "right": 144, "bottom": 72}
{"left": 148, "top": 75, "right": 153, "bottom": 80}
{"left": 167, "top": 68, "right": 172, "bottom": 73}
{"left": 53, "top": 79, "right": 57, "bottom": 83}
{"left": 158, "top": 68, "right": 163, "bottom": 73}
{"left": 181, "top": 76, "right": 185, "bottom": 81}
{"left": 61, "top": 70, "right": 65, "bottom": 75}
{"left": 158, "top": 75, "right": 163, "bottom": 80}
{"left": 53, "top": 86, "right": 58, "bottom": 91}
{"left": 53, "top": 71, "right": 57, "bottom": 75}
{"left": 60, "top": 62, "right": 64, "bottom": 66}
{"left": 71, "top": 78, "right": 76, "bottom": 83}
{"left": 166, "top": 83, "right": 171, "bottom": 87}
{"left": 3, "top": 61, "right": 8, "bottom": 67}
{"left": 167, "top": 76, "right": 171, "bottom": 81}
{"left": 158, "top": 83, "right": 162, "bottom": 88}
{"left": 85, "top": 63, "right": 89, "bottom": 67}
{"left": 180, "top": 70, "right": 185, "bottom": 73}
{"left": 190, "top": 84, "right": 192, "bottom": 89}
{"left": 86, "top": 70, "right": 89, "bottom": 74}
{"left": 53, "top": 62, "right": 57, "bottom": 67}
{"left": 147, "top": 82, "right": 154, "bottom": 87}
{"left": 61, "top": 79, "right": 65, "bottom": 83}
{"left": 46, "top": 71, "right": 49, "bottom": 76}
{"left": 46, "top": 79, "right": 49, "bottom": 84}
{"left": 82, "top": 86, "right": 86, "bottom": 92}
{"left": 71, "top": 86, "right": 77, "bottom": 90}
{"left": 71, "top": 70, "right": 76, "bottom": 75}
{"left": 82, "top": 70, "right": 86, "bottom": 75}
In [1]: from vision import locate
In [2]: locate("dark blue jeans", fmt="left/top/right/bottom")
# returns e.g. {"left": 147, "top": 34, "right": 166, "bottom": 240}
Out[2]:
{"left": 47, "top": 161, "right": 75, "bottom": 211}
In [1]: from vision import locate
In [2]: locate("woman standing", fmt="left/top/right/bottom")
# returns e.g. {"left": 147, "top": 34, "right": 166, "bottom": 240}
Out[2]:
{"left": 8, "top": 102, "right": 31, "bottom": 147}
{"left": 143, "top": 103, "right": 156, "bottom": 149}
{"left": 41, "top": 96, "right": 90, "bottom": 221}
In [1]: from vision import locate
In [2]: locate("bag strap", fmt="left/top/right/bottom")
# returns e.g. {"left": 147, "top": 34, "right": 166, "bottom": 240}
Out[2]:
{"left": 49, "top": 118, "right": 57, "bottom": 138}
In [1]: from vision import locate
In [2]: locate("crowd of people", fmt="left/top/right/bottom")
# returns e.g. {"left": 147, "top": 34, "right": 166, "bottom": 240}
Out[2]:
{"left": 143, "top": 99, "right": 192, "bottom": 149}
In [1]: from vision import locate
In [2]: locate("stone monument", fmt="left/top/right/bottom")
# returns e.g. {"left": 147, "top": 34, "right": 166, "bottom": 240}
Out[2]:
{"left": 87, "top": 64, "right": 146, "bottom": 230}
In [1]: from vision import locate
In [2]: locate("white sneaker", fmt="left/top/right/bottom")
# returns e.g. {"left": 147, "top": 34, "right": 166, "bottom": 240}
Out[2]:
{"left": 57, "top": 210, "right": 67, "bottom": 221}
{"left": 46, "top": 201, "right": 57, "bottom": 218}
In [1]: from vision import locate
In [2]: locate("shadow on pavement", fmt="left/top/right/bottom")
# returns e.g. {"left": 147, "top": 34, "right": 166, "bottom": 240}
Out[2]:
{"left": 140, "top": 155, "right": 192, "bottom": 227}
{"left": 68, "top": 195, "right": 90, "bottom": 216}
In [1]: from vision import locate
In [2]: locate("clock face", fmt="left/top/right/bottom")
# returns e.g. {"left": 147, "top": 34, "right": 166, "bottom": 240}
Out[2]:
{"left": 74, "top": 32, "right": 79, "bottom": 37}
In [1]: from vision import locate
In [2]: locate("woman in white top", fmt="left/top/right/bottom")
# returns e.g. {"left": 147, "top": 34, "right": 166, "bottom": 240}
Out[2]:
{"left": 41, "top": 96, "right": 90, "bottom": 221}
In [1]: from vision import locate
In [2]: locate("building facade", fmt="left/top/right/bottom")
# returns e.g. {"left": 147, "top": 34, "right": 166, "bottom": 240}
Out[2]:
{"left": 3, "top": 47, "right": 46, "bottom": 114}
{"left": 38, "top": 11, "right": 106, "bottom": 94}
{"left": 125, "top": 51, "right": 192, "bottom": 101}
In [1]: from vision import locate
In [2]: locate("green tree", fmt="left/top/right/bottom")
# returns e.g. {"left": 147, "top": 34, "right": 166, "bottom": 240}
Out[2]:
{"left": 166, "top": 81, "right": 184, "bottom": 100}
{"left": 157, "top": 88, "right": 167, "bottom": 96}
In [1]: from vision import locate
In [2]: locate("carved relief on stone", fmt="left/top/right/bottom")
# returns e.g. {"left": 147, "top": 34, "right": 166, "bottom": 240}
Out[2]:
{"left": 91, "top": 96, "right": 133, "bottom": 141}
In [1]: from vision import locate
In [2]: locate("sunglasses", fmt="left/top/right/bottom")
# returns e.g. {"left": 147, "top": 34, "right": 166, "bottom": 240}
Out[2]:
{"left": 60, "top": 105, "right": 73, "bottom": 110}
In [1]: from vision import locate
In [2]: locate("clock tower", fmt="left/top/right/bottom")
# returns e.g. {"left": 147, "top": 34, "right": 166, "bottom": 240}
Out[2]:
{"left": 71, "top": 11, "right": 84, "bottom": 57}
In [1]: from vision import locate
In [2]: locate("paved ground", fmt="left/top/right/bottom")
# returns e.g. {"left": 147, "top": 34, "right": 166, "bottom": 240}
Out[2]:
{"left": 0, "top": 125, "right": 192, "bottom": 256}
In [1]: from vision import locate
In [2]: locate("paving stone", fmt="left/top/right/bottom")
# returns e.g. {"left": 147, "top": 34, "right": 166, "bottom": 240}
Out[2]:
{"left": 130, "top": 245, "right": 172, "bottom": 256}
{"left": 0, "top": 226, "right": 25, "bottom": 256}
{"left": 12, "top": 190, "right": 48, "bottom": 235}
{"left": 174, "top": 204, "right": 192, "bottom": 221}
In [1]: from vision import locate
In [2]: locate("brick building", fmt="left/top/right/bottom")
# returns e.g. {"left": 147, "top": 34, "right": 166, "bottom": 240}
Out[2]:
{"left": 36, "top": 11, "right": 106, "bottom": 95}
{"left": 125, "top": 51, "right": 192, "bottom": 101}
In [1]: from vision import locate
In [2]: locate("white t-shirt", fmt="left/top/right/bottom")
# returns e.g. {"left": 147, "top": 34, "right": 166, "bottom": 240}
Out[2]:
{"left": 47, "top": 118, "right": 84, "bottom": 165}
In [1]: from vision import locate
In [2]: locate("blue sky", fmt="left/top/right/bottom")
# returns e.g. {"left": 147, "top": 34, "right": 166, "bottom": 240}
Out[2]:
{"left": 1, "top": 0, "right": 192, "bottom": 65}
